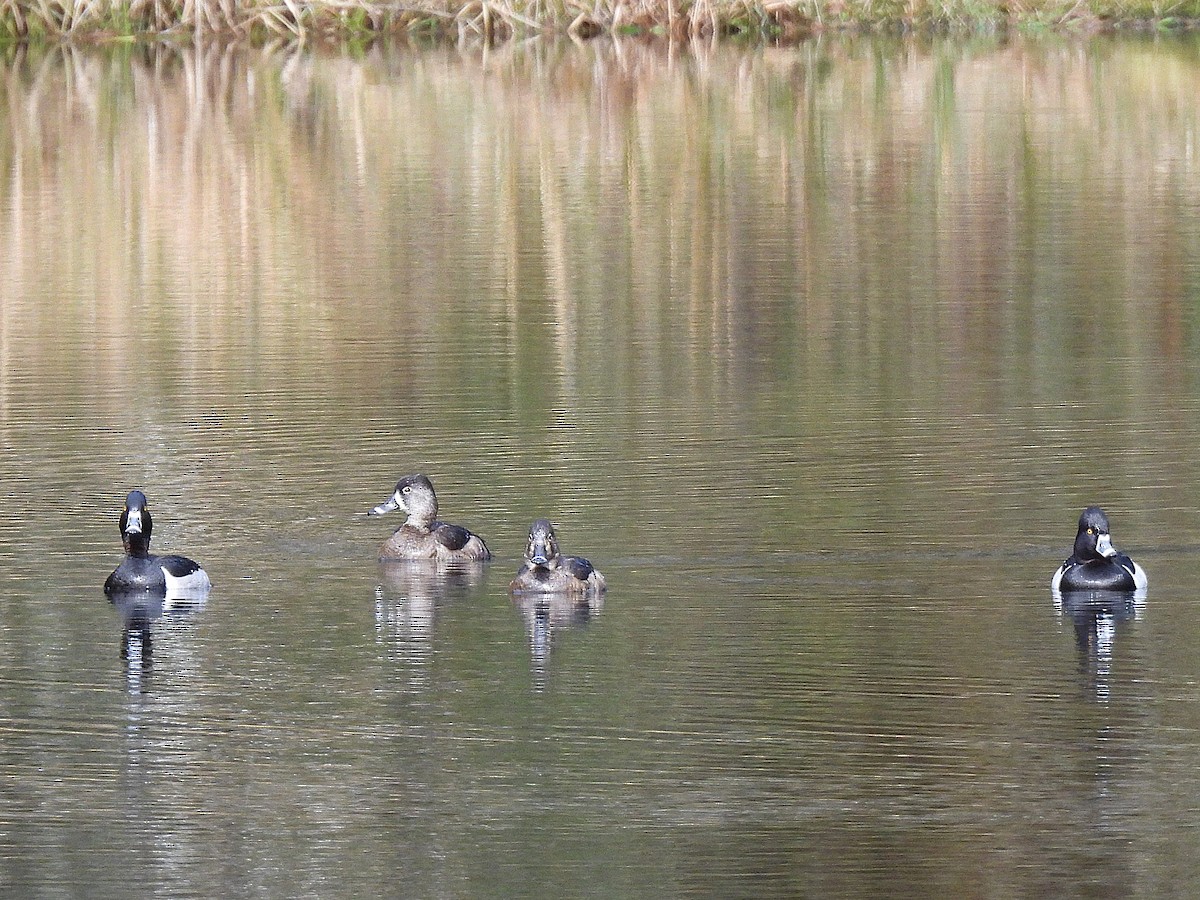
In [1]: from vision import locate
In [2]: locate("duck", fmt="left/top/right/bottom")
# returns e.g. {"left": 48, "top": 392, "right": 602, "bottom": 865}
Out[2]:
{"left": 103, "top": 490, "right": 212, "bottom": 597}
{"left": 1051, "top": 506, "right": 1147, "bottom": 593}
{"left": 510, "top": 518, "right": 606, "bottom": 595}
{"left": 368, "top": 474, "right": 491, "bottom": 562}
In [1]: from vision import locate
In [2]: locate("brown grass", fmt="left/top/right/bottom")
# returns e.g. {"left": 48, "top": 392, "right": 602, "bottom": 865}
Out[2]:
{"left": 1, "top": 0, "right": 1199, "bottom": 41}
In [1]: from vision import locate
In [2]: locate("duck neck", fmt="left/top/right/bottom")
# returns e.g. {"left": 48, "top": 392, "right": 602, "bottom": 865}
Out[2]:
{"left": 124, "top": 533, "right": 151, "bottom": 559}
{"left": 404, "top": 512, "right": 435, "bottom": 533}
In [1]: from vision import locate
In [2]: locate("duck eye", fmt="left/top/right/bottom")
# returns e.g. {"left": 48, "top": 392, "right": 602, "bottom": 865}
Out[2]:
{"left": 1087, "top": 527, "right": 1095, "bottom": 535}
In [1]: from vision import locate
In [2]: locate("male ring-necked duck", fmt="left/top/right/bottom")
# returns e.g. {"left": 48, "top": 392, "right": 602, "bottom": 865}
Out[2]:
{"left": 368, "top": 474, "right": 491, "bottom": 562}
{"left": 510, "top": 519, "right": 606, "bottom": 595}
{"left": 1051, "top": 506, "right": 1147, "bottom": 593}
{"left": 103, "top": 490, "right": 212, "bottom": 597}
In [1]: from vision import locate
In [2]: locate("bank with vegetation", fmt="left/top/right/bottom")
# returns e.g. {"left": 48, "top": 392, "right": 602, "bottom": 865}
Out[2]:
{"left": 1, "top": 0, "right": 1197, "bottom": 42}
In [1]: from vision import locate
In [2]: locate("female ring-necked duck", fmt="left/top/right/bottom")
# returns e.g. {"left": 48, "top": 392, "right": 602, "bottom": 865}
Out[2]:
{"left": 103, "top": 490, "right": 212, "bottom": 597}
{"left": 510, "top": 519, "right": 606, "bottom": 595}
{"left": 1051, "top": 506, "right": 1147, "bottom": 592}
{"left": 368, "top": 474, "right": 491, "bottom": 562}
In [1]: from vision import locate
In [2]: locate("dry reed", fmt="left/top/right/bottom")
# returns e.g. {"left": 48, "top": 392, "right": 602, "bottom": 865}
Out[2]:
{"left": 1, "top": 0, "right": 1198, "bottom": 41}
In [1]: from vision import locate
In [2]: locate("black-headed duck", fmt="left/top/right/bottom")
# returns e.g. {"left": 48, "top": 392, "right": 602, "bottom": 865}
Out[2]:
{"left": 1052, "top": 506, "right": 1147, "bottom": 593}
{"left": 104, "top": 490, "right": 211, "bottom": 597}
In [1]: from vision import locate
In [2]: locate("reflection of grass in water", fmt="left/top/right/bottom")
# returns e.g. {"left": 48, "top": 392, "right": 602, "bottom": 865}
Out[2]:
{"left": 1, "top": 0, "right": 1199, "bottom": 41}
{"left": 1, "top": 35, "right": 1197, "bottom": 434}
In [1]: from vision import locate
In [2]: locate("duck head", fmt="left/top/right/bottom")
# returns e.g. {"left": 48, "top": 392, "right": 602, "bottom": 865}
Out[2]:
{"left": 524, "top": 518, "right": 562, "bottom": 569}
{"left": 119, "top": 490, "right": 153, "bottom": 558}
{"left": 369, "top": 474, "right": 439, "bottom": 529}
{"left": 1074, "top": 506, "right": 1117, "bottom": 562}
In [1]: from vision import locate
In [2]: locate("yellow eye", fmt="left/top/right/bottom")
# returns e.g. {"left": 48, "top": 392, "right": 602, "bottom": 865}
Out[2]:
{"left": 1087, "top": 527, "right": 1095, "bottom": 534}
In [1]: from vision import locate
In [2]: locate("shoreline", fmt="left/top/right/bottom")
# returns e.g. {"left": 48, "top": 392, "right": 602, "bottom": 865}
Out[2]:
{"left": 2, "top": 0, "right": 1200, "bottom": 43}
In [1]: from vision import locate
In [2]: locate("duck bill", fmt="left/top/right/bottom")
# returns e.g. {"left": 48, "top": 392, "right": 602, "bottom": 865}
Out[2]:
{"left": 122, "top": 509, "right": 150, "bottom": 555}
{"left": 528, "top": 536, "right": 552, "bottom": 566}
{"left": 124, "top": 508, "right": 144, "bottom": 536}
{"left": 1095, "top": 533, "right": 1116, "bottom": 557}
{"left": 369, "top": 492, "right": 403, "bottom": 516}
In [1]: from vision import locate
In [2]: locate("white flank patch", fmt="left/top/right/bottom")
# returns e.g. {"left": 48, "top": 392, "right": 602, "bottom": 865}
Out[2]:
{"left": 1129, "top": 561, "right": 1148, "bottom": 592}
{"left": 1050, "top": 564, "right": 1066, "bottom": 592}
{"left": 163, "top": 566, "right": 213, "bottom": 601}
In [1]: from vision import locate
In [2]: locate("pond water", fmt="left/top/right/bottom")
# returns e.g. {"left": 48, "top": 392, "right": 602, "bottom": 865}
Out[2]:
{"left": 2, "top": 33, "right": 1200, "bottom": 896}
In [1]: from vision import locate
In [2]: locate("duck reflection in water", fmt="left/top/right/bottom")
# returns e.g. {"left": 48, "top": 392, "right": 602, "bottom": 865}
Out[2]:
{"left": 1050, "top": 507, "right": 1147, "bottom": 702}
{"left": 1055, "top": 589, "right": 1144, "bottom": 703}
{"left": 108, "top": 588, "right": 208, "bottom": 694}
{"left": 511, "top": 592, "right": 604, "bottom": 691}
{"left": 374, "top": 560, "right": 485, "bottom": 690}
{"left": 103, "top": 490, "right": 211, "bottom": 693}
{"left": 510, "top": 520, "right": 607, "bottom": 688}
